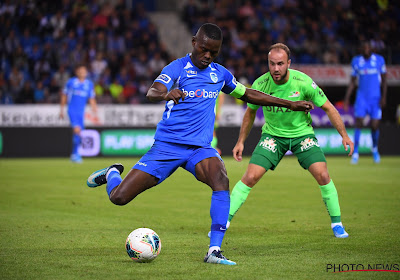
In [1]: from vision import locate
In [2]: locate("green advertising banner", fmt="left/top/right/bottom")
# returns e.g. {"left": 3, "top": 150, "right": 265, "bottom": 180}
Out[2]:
{"left": 101, "top": 130, "right": 156, "bottom": 155}
{"left": 314, "top": 128, "right": 371, "bottom": 154}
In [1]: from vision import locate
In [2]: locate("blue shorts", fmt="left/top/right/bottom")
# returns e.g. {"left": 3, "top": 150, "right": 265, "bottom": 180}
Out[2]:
{"left": 133, "top": 140, "right": 222, "bottom": 184}
{"left": 68, "top": 111, "right": 84, "bottom": 129}
{"left": 354, "top": 98, "right": 382, "bottom": 120}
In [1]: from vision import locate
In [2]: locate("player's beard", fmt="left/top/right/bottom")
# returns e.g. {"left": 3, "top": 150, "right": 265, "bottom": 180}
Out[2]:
{"left": 272, "top": 67, "right": 288, "bottom": 83}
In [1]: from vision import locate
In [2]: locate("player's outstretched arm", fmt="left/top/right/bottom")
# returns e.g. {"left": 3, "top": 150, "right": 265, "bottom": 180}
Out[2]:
{"left": 321, "top": 100, "right": 354, "bottom": 156}
{"left": 146, "top": 82, "right": 185, "bottom": 104}
{"left": 233, "top": 107, "right": 257, "bottom": 162}
{"left": 241, "top": 88, "right": 313, "bottom": 112}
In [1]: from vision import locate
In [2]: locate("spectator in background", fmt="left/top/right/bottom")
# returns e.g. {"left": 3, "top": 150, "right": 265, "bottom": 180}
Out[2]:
{"left": 8, "top": 66, "right": 24, "bottom": 100}
{"left": 123, "top": 81, "right": 138, "bottom": 104}
{"left": 55, "top": 42, "right": 71, "bottom": 70}
{"left": 148, "top": 52, "right": 166, "bottom": 76}
{"left": 33, "top": 58, "right": 51, "bottom": 81}
{"left": 50, "top": 11, "right": 66, "bottom": 39}
{"left": 91, "top": 52, "right": 107, "bottom": 82}
{"left": 0, "top": 71, "right": 12, "bottom": 104}
{"left": 70, "top": 43, "right": 86, "bottom": 68}
{"left": 42, "top": 42, "right": 58, "bottom": 69}
{"left": 11, "top": 46, "right": 29, "bottom": 71}
{"left": 17, "top": 81, "right": 34, "bottom": 104}
{"left": 133, "top": 51, "right": 150, "bottom": 78}
{"left": 53, "top": 64, "right": 70, "bottom": 90}
{"left": 47, "top": 77, "right": 60, "bottom": 103}
{"left": 4, "top": 30, "right": 19, "bottom": 55}
{"left": 95, "top": 77, "right": 113, "bottom": 104}
{"left": 0, "top": 0, "right": 397, "bottom": 105}
{"left": 34, "top": 80, "right": 48, "bottom": 103}
{"left": 109, "top": 78, "right": 124, "bottom": 103}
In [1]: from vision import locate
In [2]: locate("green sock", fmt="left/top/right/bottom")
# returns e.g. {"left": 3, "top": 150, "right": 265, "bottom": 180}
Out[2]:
{"left": 319, "top": 180, "right": 341, "bottom": 223}
{"left": 229, "top": 180, "right": 252, "bottom": 222}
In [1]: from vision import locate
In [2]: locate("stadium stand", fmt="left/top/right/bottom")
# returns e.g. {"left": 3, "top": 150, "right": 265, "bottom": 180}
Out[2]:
{"left": 0, "top": 0, "right": 398, "bottom": 104}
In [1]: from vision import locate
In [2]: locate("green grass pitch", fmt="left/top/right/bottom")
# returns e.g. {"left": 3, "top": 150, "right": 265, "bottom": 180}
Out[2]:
{"left": 1, "top": 156, "right": 399, "bottom": 280}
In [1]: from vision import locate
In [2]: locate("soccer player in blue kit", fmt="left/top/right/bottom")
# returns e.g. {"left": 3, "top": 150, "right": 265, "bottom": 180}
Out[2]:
{"left": 344, "top": 41, "right": 387, "bottom": 164}
{"left": 86, "top": 23, "right": 313, "bottom": 265}
{"left": 60, "top": 64, "right": 97, "bottom": 163}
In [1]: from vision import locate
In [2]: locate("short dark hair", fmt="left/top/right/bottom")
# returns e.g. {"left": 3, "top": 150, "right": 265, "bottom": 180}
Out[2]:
{"left": 269, "top": 43, "right": 291, "bottom": 59}
{"left": 198, "top": 23, "right": 222, "bottom": 40}
{"left": 75, "top": 63, "right": 87, "bottom": 70}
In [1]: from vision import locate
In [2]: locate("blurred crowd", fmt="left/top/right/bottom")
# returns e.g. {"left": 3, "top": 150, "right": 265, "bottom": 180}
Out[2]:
{"left": 0, "top": 0, "right": 171, "bottom": 104}
{"left": 182, "top": 0, "right": 400, "bottom": 84}
{"left": 0, "top": 0, "right": 399, "bottom": 105}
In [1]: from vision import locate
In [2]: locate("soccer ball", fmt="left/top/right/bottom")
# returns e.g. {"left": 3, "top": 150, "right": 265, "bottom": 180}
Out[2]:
{"left": 125, "top": 228, "right": 161, "bottom": 262}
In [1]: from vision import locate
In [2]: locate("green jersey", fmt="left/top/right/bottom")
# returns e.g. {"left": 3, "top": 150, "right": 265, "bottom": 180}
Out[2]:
{"left": 249, "top": 69, "right": 327, "bottom": 138}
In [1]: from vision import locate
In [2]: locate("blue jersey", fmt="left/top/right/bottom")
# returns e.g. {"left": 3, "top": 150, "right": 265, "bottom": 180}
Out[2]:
{"left": 63, "top": 77, "right": 95, "bottom": 114}
{"left": 351, "top": 53, "right": 386, "bottom": 101}
{"left": 153, "top": 54, "right": 239, "bottom": 146}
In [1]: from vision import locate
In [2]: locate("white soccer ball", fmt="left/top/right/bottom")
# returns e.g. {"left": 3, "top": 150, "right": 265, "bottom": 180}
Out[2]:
{"left": 125, "top": 228, "right": 161, "bottom": 262}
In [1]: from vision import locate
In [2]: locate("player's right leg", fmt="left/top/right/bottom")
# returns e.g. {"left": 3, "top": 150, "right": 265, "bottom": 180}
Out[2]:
{"left": 352, "top": 101, "right": 367, "bottom": 164}
{"left": 229, "top": 134, "right": 282, "bottom": 225}
{"left": 370, "top": 115, "right": 381, "bottom": 163}
{"left": 86, "top": 163, "right": 158, "bottom": 205}
{"left": 351, "top": 118, "right": 364, "bottom": 164}
{"left": 68, "top": 113, "right": 84, "bottom": 163}
{"left": 86, "top": 141, "right": 185, "bottom": 205}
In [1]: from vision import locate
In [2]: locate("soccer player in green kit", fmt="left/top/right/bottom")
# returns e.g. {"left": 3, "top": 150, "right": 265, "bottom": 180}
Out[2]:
{"left": 229, "top": 43, "right": 354, "bottom": 238}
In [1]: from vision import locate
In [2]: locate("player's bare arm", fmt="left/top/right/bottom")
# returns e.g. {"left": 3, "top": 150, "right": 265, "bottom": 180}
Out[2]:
{"left": 241, "top": 88, "right": 314, "bottom": 112}
{"left": 59, "top": 93, "right": 67, "bottom": 119}
{"left": 146, "top": 82, "right": 185, "bottom": 104}
{"left": 321, "top": 100, "right": 354, "bottom": 156}
{"left": 344, "top": 76, "right": 357, "bottom": 112}
{"left": 233, "top": 107, "right": 257, "bottom": 162}
{"left": 380, "top": 72, "right": 387, "bottom": 108}
{"left": 89, "top": 97, "right": 98, "bottom": 114}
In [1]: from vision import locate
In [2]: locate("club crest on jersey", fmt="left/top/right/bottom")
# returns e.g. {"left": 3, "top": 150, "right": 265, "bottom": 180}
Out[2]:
{"left": 210, "top": 72, "right": 218, "bottom": 83}
{"left": 259, "top": 137, "right": 277, "bottom": 153}
{"left": 300, "top": 137, "right": 319, "bottom": 151}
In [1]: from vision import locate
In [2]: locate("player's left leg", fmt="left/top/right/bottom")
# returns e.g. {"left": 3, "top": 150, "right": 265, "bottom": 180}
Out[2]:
{"left": 71, "top": 125, "right": 82, "bottom": 163}
{"left": 293, "top": 134, "right": 348, "bottom": 238}
{"left": 186, "top": 150, "right": 236, "bottom": 265}
{"left": 370, "top": 100, "right": 382, "bottom": 163}
{"left": 68, "top": 112, "right": 84, "bottom": 163}
{"left": 308, "top": 162, "right": 348, "bottom": 238}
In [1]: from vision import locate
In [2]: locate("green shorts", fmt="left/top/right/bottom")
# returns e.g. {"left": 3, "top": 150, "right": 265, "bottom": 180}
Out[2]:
{"left": 249, "top": 133, "right": 326, "bottom": 171}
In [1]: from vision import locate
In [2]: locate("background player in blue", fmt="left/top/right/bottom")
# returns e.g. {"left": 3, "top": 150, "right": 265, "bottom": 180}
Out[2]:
{"left": 344, "top": 41, "right": 387, "bottom": 164}
{"left": 86, "top": 23, "right": 313, "bottom": 265}
{"left": 59, "top": 64, "right": 97, "bottom": 163}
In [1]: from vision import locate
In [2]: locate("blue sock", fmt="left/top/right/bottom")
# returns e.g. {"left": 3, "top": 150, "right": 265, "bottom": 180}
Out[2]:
{"left": 209, "top": 190, "right": 230, "bottom": 248}
{"left": 72, "top": 134, "right": 81, "bottom": 155}
{"left": 371, "top": 129, "right": 379, "bottom": 149}
{"left": 106, "top": 170, "right": 122, "bottom": 197}
{"left": 354, "top": 128, "right": 360, "bottom": 154}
